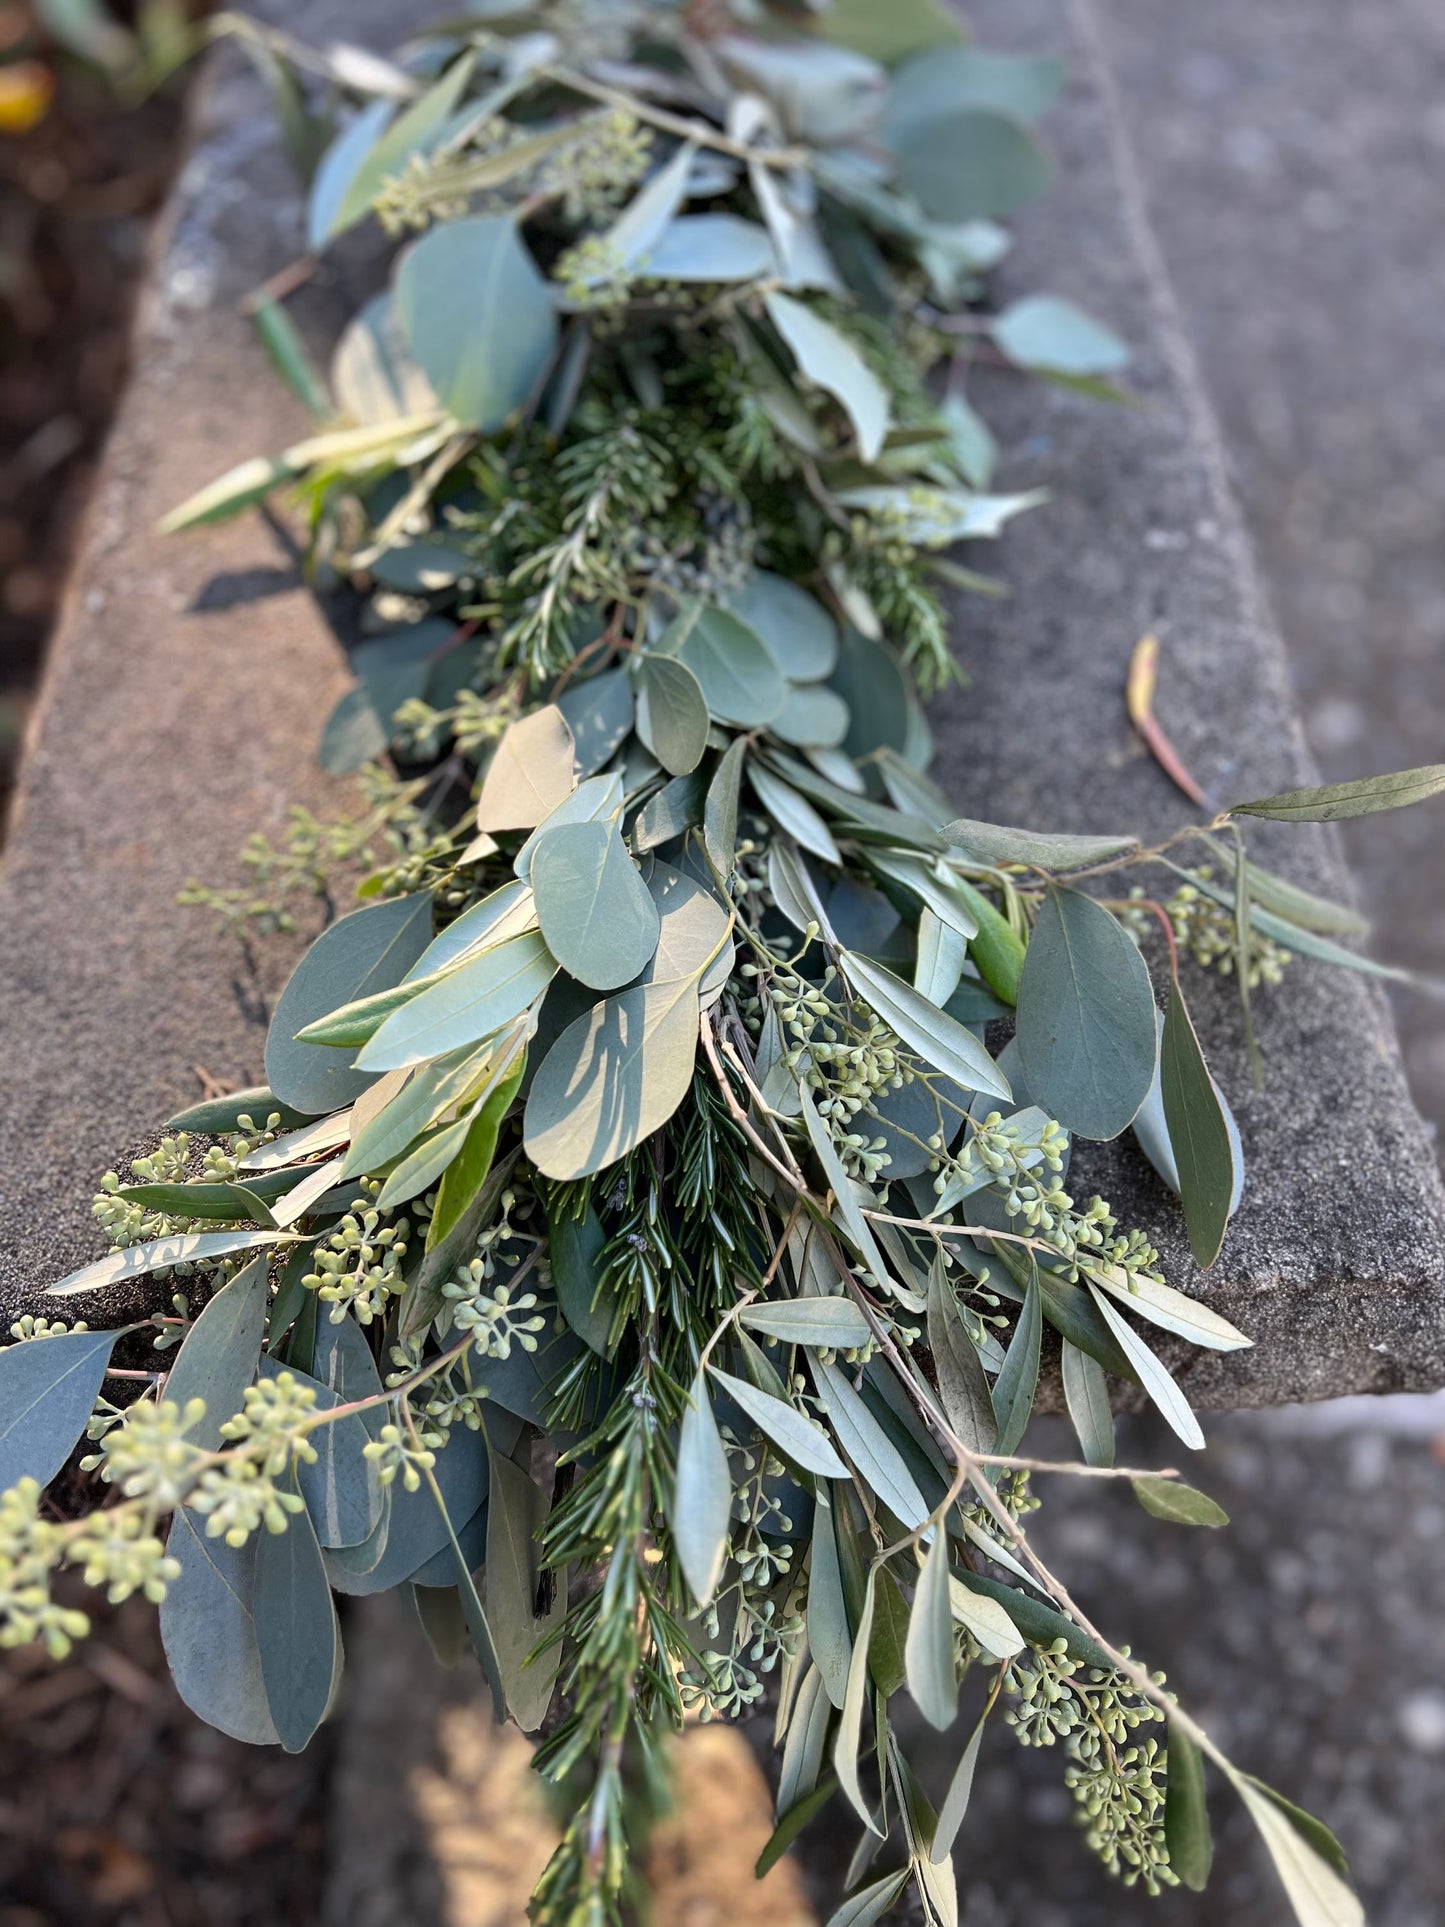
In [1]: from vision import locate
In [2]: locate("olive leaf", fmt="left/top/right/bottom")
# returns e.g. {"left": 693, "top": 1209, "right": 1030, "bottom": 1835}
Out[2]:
{"left": 741, "top": 1299, "right": 871, "bottom": 1348}
{"left": 1087, "top": 1287, "right": 1205, "bottom": 1451}
{"left": 49, "top": 1229, "right": 289, "bottom": 1299}
{"left": 748, "top": 761, "right": 842, "bottom": 865}
{"left": 357, "top": 932, "right": 556, "bottom": 1073}
{"left": 990, "top": 1261, "right": 1041, "bottom": 1457}
{"left": 1133, "top": 1477, "right": 1229, "bottom": 1528}
{"left": 1164, "top": 1724, "right": 1213, "bottom": 1892}
{"left": 1160, "top": 975, "right": 1239, "bottom": 1268}
{"left": 486, "top": 1450, "right": 568, "bottom": 1730}
{"left": 930, "top": 1711, "right": 987, "bottom": 1863}
{"left": 704, "top": 735, "right": 748, "bottom": 878}
{"left": 991, "top": 295, "right": 1129, "bottom": 376}
{"left": 428, "top": 1049, "right": 528, "bottom": 1249}
{"left": 1232, "top": 1774, "right": 1364, "bottom": 1927}
{"left": 764, "top": 291, "right": 889, "bottom": 460}
{"left": 827, "top": 1870, "right": 910, "bottom": 1927}
{"left": 708, "top": 1365, "right": 849, "bottom": 1478}
{"left": 841, "top": 951, "right": 1011, "bottom": 1100}
{"left": 925, "top": 1255, "right": 994, "bottom": 1455}
{"left": 808, "top": 1493, "right": 853, "bottom": 1710}
{"left": 941, "top": 819, "right": 1139, "bottom": 869}
{"left": 0, "top": 1327, "right": 120, "bottom": 1492}
{"left": 833, "top": 1565, "right": 881, "bottom": 1832}
{"left": 905, "top": 1532, "right": 957, "bottom": 1730}
{"left": 811, "top": 1355, "right": 928, "bottom": 1530}
{"left": 1229, "top": 763, "right": 1445, "bottom": 822}
{"left": 1060, "top": 1340, "right": 1115, "bottom": 1470}
{"left": 670, "top": 1368, "right": 732, "bottom": 1607}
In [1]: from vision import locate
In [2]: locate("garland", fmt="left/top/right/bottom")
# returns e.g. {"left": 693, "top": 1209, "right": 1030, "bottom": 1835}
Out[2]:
{"left": 4, "top": 6, "right": 1440, "bottom": 1921}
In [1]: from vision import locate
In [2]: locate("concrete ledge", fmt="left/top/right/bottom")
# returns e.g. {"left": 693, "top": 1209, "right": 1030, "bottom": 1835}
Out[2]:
{"left": 1, "top": 0, "right": 1441, "bottom": 1412}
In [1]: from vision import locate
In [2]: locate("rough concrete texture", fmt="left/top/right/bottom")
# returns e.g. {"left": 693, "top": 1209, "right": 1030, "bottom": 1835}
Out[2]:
{"left": 925, "top": 0, "right": 1445, "bottom": 1406}
{"left": 1099, "top": 0, "right": 1445, "bottom": 1142}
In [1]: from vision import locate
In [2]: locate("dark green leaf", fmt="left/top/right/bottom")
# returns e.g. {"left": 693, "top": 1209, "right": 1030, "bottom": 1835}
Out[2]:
{"left": 167, "top": 1086, "right": 311, "bottom": 1134}
{"left": 395, "top": 215, "right": 558, "bottom": 432}
{"left": 254, "top": 1484, "right": 338, "bottom": 1752}
{"left": 1132, "top": 1477, "right": 1229, "bottom": 1528}
{"left": 318, "top": 683, "right": 389, "bottom": 775}
{"left": 267, "top": 893, "right": 434, "bottom": 1113}
{"left": 0, "top": 1327, "right": 119, "bottom": 1491}
{"left": 633, "top": 771, "right": 707, "bottom": 851}
{"left": 925, "top": 1254, "right": 994, "bottom": 1454}
{"left": 756, "top": 1776, "right": 838, "bottom": 1879}
{"left": 1234, "top": 1775, "right": 1363, "bottom": 1926}
{"left": 549, "top": 1204, "right": 616, "bottom": 1356}
{"left": 485, "top": 1451, "right": 567, "bottom": 1731}
{"left": 1160, "top": 977, "right": 1238, "bottom": 1268}
{"left": 115, "top": 1181, "right": 276, "bottom": 1227}
{"left": 991, "top": 1263, "right": 1041, "bottom": 1457}
{"left": 1015, "top": 886, "right": 1157, "bottom": 1140}
{"left": 326, "top": 1426, "right": 490, "bottom": 1598}
{"left": 1230, "top": 764, "right": 1445, "bottom": 822}
{"left": 1164, "top": 1724, "right": 1213, "bottom": 1892}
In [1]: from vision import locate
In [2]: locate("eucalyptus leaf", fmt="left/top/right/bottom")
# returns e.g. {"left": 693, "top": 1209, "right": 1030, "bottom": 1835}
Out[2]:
{"left": 161, "top": 1512, "right": 277, "bottom": 1745}
{"left": 475, "top": 705, "right": 577, "bottom": 833}
{"left": 0, "top": 1327, "right": 119, "bottom": 1492}
{"left": 640, "top": 213, "right": 779, "bottom": 282}
{"left": 549, "top": 1204, "right": 615, "bottom": 1356}
{"left": 267, "top": 893, "right": 434, "bottom": 1114}
{"left": 635, "top": 654, "right": 710, "bottom": 775}
{"left": 889, "top": 105, "right": 1050, "bottom": 224}
{"left": 1160, "top": 977, "right": 1238, "bottom": 1269}
{"left": 653, "top": 601, "right": 787, "bottom": 728}
{"left": 704, "top": 735, "right": 748, "bottom": 878}
{"left": 164, "top": 1255, "right": 269, "bottom": 1451}
{"left": 556, "top": 668, "right": 634, "bottom": 776}
{"left": 254, "top": 1485, "right": 338, "bottom": 1753}
{"left": 729, "top": 571, "right": 839, "bottom": 681}
{"left": 1015, "top": 886, "right": 1157, "bottom": 1140}
{"left": 992, "top": 296, "right": 1129, "bottom": 376}
{"left": 116, "top": 1180, "right": 276, "bottom": 1227}
{"left": 532, "top": 819, "right": 661, "bottom": 990}
{"left": 395, "top": 215, "right": 558, "bottom": 431}
{"left": 486, "top": 1451, "right": 567, "bottom": 1730}
{"left": 1164, "top": 1724, "right": 1213, "bottom": 1892}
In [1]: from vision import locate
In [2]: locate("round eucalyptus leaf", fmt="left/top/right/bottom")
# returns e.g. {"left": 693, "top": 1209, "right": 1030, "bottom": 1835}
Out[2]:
{"left": 531, "top": 819, "right": 661, "bottom": 991}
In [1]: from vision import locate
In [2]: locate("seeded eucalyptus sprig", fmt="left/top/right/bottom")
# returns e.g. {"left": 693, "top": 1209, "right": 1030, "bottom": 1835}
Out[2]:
{"left": 5, "top": 5, "right": 1442, "bottom": 1925}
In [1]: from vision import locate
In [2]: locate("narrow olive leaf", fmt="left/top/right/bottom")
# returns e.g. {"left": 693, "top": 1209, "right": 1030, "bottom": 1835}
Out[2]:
{"left": 1230, "top": 763, "right": 1445, "bottom": 823}
{"left": 0, "top": 1327, "right": 120, "bottom": 1491}
{"left": 252, "top": 296, "right": 330, "bottom": 417}
{"left": 906, "top": 1534, "right": 958, "bottom": 1730}
{"left": 161, "top": 1512, "right": 278, "bottom": 1745}
{"left": 635, "top": 654, "right": 711, "bottom": 775}
{"left": 1060, "top": 1340, "right": 1115, "bottom": 1470}
{"left": 834, "top": 1566, "right": 882, "bottom": 1832}
{"left": 748, "top": 760, "right": 843, "bottom": 865}
{"left": 930, "top": 1712, "right": 986, "bottom": 1863}
{"left": 253, "top": 1483, "right": 338, "bottom": 1753}
{"left": 1160, "top": 977, "right": 1237, "bottom": 1269}
{"left": 741, "top": 1299, "right": 871, "bottom": 1348}
{"left": 1240, "top": 1778, "right": 1352, "bottom": 1881}
{"left": 1015, "top": 886, "right": 1157, "bottom": 1141}
{"left": 1087, "top": 1286, "right": 1205, "bottom": 1451}
{"left": 428, "top": 1051, "right": 527, "bottom": 1250}
{"left": 435, "top": 1485, "right": 506, "bottom": 1720}
{"left": 841, "top": 951, "right": 1011, "bottom": 1101}
{"left": 990, "top": 1262, "right": 1041, "bottom": 1457}
{"left": 704, "top": 735, "right": 748, "bottom": 879}
{"left": 157, "top": 454, "right": 298, "bottom": 534}
{"left": 777, "top": 1663, "right": 833, "bottom": 1813}
{"left": 756, "top": 1776, "right": 838, "bottom": 1879}
{"left": 670, "top": 1369, "right": 732, "bottom": 1607}
{"left": 395, "top": 214, "right": 558, "bottom": 431}
{"left": 164, "top": 1255, "right": 270, "bottom": 1451}
{"left": 49, "top": 1229, "right": 287, "bottom": 1298}
{"left": 475, "top": 705, "right": 576, "bottom": 833}
{"left": 167, "top": 1086, "right": 311, "bottom": 1135}
{"left": 942, "top": 819, "right": 1139, "bottom": 870}
{"left": 811, "top": 1356, "right": 929, "bottom": 1530}
{"left": 267, "top": 892, "right": 435, "bottom": 1114}
{"left": 826, "top": 1870, "right": 910, "bottom": 1927}
{"left": 1132, "top": 1477, "right": 1229, "bottom": 1528}
{"left": 809, "top": 1493, "right": 853, "bottom": 1710}
{"left": 946, "top": 1577, "right": 1025, "bottom": 1660}
{"left": 1233, "top": 1774, "right": 1364, "bottom": 1927}
{"left": 359, "top": 931, "right": 556, "bottom": 1073}
{"left": 1159, "top": 1723, "right": 1214, "bottom": 1892}
{"left": 486, "top": 1451, "right": 567, "bottom": 1731}
{"left": 709, "top": 1366, "right": 849, "bottom": 1477}
{"left": 116, "top": 1180, "right": 276, "bottom": 1227}
{"left": 914, "top": 907, "right": 966, "bottom": 1006}
{"left": 765, "top": 290, "right": 889, "bottom": 460}
{"left": 869, "top": 1566, "right": 911, "bottom": 1698}
{"left": 1090, "top": 1266, "right": 1251, "bottom": 1352}
{"left": 925, "top": 1255, "right": 994, "bottom": 1455}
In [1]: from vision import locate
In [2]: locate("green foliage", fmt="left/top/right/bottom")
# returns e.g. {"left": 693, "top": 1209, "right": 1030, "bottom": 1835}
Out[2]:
{"left": 14, "top": 6, "right": 1438, "bottom": 1926}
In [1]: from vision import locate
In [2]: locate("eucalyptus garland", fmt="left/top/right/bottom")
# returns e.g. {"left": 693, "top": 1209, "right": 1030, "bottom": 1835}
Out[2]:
{"left": 3, "top": 7, "right": 1441, "bottom": 1924}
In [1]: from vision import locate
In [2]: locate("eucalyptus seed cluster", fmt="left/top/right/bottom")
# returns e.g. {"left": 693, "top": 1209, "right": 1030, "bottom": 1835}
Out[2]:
{"left": 1005, "top": 1642, "right": 1175, "bottom": 1892}
{"left": 930, "top": 1109, "right": 1070, "bottom": 1217}
{"left": 363, "top": 1421, "right": 437, "bottom": 1493}
{"left": 0, "top": 1481, "right": 89, "bottom": 1658}
{"left": 682, "top": 1437, "right": 802, "bottom": 1722}
{"left": 304, "top": 1181, "right": 411, "bottom": 1324}
{"left": 441, "top": 1264, "right": 547, "bottom": 1361}
{"left": 541, "top": 107, "right": 653, "bottom": 223}
{"left": 763, "top": 964, "right": 910, "bottom": 1179}
{"left": 1123, "top": 880, "right": 1290, "bottom": 989}
{"left": 9, "top": 1314, "right": 86, "bottom": 1341}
